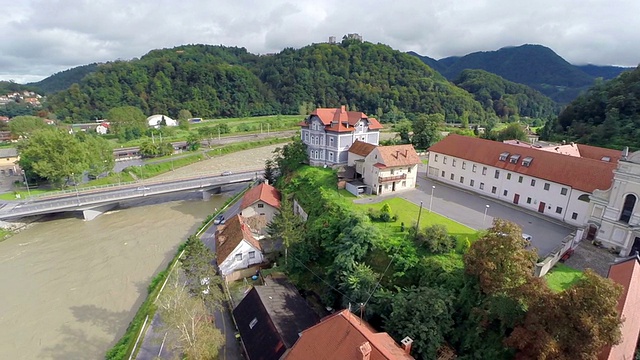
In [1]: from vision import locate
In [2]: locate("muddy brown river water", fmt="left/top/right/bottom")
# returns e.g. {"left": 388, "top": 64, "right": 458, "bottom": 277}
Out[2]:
{"left": 0, "top": 192, "right": 232, "bottom": 360}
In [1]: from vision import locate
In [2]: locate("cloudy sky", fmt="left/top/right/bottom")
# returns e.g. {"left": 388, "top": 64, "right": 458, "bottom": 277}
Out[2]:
{"left": 2, "top": 0, "right": 639, "bottom": 83}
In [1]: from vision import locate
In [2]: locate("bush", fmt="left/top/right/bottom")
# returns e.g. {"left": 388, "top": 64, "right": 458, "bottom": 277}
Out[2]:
{"left": 414, "top": 224, "right": 457, "bottom": 254}
{"left": 367, "top": 205, "right": 394, "bottom": 223}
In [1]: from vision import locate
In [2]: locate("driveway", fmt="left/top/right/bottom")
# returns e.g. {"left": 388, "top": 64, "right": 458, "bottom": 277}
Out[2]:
{"left": 385, "top": 166, "right": 574, "bottom": 257}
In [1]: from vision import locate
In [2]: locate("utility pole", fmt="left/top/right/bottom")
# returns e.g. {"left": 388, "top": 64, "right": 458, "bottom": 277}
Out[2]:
{"left": 22, "top": 170, "right": 31, "bottom": 198}
{"left": 218, "top": 127, "right": 221, "bottom": 141}
{"left": 416, "top": 201, "right": 423, "bottom": 232}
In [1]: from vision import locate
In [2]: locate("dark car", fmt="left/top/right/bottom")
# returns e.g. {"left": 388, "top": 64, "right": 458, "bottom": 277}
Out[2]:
{"left": 213, "top": 215, "right": 225, "bottom": 225}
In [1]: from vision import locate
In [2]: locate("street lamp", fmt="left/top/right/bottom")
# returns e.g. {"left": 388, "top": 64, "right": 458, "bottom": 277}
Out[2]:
{"left": 21, "top": 170, "right": 31, "bottom": 198}
{"left": 429, "top": 185, "right": 435, "bottom": 213}
{"left": 483, "top": 204, "right": 490, "bottom": 226}
{"left": 415, "top": 201, "right": 424, "bottom": 232}
{"left": 71, "top": 173, "right": 81, "bottom": 206}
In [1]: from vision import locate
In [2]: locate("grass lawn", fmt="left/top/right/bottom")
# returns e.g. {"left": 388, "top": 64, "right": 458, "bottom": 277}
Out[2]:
{"left": 0, "top": 188, "right": 52, "bottom": 200}
{"left": 545, "top": 263, "right": 584, "bottom": 292}
{"left": 0, "top": 228, "right": 12, "bottom": 241}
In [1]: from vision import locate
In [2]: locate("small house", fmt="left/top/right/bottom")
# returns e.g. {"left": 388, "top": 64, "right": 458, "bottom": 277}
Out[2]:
{"left": 216, "top": 215, "right": 264, "bottom": 277}
{"left": 240, "top": 182, "right": 281, "bottom": 224}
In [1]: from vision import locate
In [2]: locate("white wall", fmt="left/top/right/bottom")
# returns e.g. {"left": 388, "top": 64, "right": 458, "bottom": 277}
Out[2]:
{"left": 240, "top": 201, "right": 279, "bottom": 223}
{"left": 219, "top": 240, "right": 264, "bottom": 277}
{"left": 363, "top": 148, "right": 417, "bottom": 195}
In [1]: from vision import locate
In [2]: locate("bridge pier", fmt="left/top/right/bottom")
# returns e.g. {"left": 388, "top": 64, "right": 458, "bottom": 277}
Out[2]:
{"left": 82, "top": 204, "right": 117, "bottom": 221}
{"left": 201, "top": 186, "right": 222, "bottom": 201}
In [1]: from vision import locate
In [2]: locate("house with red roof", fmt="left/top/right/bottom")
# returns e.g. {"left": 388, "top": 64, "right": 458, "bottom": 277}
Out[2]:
{"left": 599, "top": 254, "right": 640, "bottom": 359}
{"left": 239, "top": 182, "right": 281, "bottom": 225}
{"left": 283, "top": 309, "right": 414, "bottom": 360}
{"left": 215, "top": 215, "right": 264, "bottom": 277}
{"left": 96, "top": 122, "right": 110, "bottom": 135}
{"left": 347, "top": 141, "right": 421, "bottom": 195}
{"left": 299, "top": 106, "right": 383, "bottom": 166}
{"left": 427, "top": 134, "right": 619, "bottom": 227}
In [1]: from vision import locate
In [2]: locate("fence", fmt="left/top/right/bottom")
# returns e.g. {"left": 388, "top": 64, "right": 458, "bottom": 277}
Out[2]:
{"left": 534, "top": 233, "right": 576, "bottom": 277}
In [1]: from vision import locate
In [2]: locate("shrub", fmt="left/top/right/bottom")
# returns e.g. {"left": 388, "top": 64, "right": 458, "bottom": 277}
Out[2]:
{"left": 415, "top": 224, "right": 457, "bottom": 254}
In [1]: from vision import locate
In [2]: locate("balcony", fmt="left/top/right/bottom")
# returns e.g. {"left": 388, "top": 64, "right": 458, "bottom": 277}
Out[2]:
{"left": 378, "top": 173, "right": 406, "bottom": 183}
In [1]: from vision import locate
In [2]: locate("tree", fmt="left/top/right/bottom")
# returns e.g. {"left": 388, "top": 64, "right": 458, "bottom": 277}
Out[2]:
{"left": 412, "top": 114, "right": 443, "bottom": 149}
{"left": 156, "top": 269, "right": 224, "bottom": 360}
{"left": 186, "top": 132, "right": 201, "bottom": 151}
{"left": 495, "top": 122, "right": 527, "bottom": 142}
{"left": 263, "top": 159, "right": 276, "bottom": 184}
{"left": 197, "top": 127, "right": 216, "bottom": 148}
{"left": 338, "top": 262, "right": 380, "bottom": 313}
{"left": 266, "top": 196, "right": 304, "bottom": 265}
{"left": 271, "top": 137, "right": 308, "bottom": 180}
{"left": 17, "top": 128, "right": 88, "bottom": 186}
{"left": 107, "top": 106, "right": 147, "bottom": 141}
{"left": 138, "top": 139, "right": 159, "bottom": 158}
{"left": 415, "top": 224, "right": 457, "bottom": 254}
{"left": 180, "top": 235, "right": 224, "bottom": 309}
{"left": 393, "top": 120, "right": 412, "bottom": 144}
{"left": 8, "top": 115, "right": 48, "bottom": 137}
{"left": 76, "top": 132, "right": 114, "bottom": 178}
{"left": 384, "top": 286, "right": 455, "bottom": 359}
{"left": 178, "top": 109, "right": 193, "bottom": 121}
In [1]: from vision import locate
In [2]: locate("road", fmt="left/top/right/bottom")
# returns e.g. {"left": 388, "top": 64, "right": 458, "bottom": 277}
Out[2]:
{"left": 0, "top": 170, "right": 261, "bottom": 220}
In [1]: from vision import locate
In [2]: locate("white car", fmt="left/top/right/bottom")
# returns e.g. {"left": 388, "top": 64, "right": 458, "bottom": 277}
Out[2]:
{"left": 522, "top": 233, "right": 532, "bottom": 242}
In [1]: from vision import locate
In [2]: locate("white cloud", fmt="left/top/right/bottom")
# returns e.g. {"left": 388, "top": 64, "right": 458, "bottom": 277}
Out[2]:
{"left": 1, "top": 0, "right": 639, "bottom": 83}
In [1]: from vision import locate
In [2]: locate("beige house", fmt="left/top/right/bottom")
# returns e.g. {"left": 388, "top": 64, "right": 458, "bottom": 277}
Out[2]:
{"left": 348, "top": 141, "right": 420, "bottom": 195}
{"left": 239, "top": 182, "right": 281, "bottom": 224}
{"left": 0, "top": 148, "right": 19, "bottom": 168}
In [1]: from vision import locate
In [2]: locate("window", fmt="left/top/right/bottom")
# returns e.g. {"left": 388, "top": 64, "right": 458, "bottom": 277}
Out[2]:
{"left": 249, "top": 251, "right": 256, "bottom": 259}
{"left": 578, "top": 194, "right": 591, "bottom": 202}
{"left": 315, "top": 150, "right": 319, "bottom": 159}
{"left": 561, "top": 188, "right": 568, "bottom": 196}
{"left": 249, "top": 318, "right": 258, "bottom": 329}
{"left": 329, "top": 137, "right": 334, "bottom": 145}
{"left": 434, "top": 154, "right": 439, "bottom": 162}
{"left": 452, "top": 159, "right": 457, "bottom": 167}
{"left": 329, "top": 152, "right": 334, "bottom": 161}
{"left": 462, "top": 162, "right": 467, "bottom": 170}
{"left": 571, "top": 212, "right": 578, "bottom": 220}
{"left": 555, "top": 206, "right": 563, "bottom": 214}
{"left": 503, "top": 190, "right": 508, "bottom": 196}
{"left": 472, "top": 164, "right": 477, "bottom": 173}
{"left": 518, "top": 176, "right": 523, "bottom": 183}
{"left": 509, "top": 154, "right": 521, "bottom": 164}
{"left": 499, "top": 152, "right": 509, "bottom": 161}
{"left": 441, "top": 171, "right": 445, "bottom": 177}
{"left": 460, "top": 176, "right": 464, "bottom": 184}
{"left": 482, "top": 167, "right": 487, "bottom": 175}
{"left": 450, "top": 173, "right": 455, "bottom": 180}
{"left": 443, "top": 157, "right": 447, "bottom": 164}
{"left": 522, "top": 157, "right": 533, "bottom": 167}
{"left": 235, "top": 253, "right": 242, "bottom": 261}
{"left": 544, "top": 183, "right": 550, "bottom": 191}
{"left": 402, "top": 181, "right": 406, "bottom": 187}
{"left": 257, "top": 203, "right": 264, "bottom": 208}
{"left": 304, "top": 133, "right": 309, "bottom": 141}
{"left": 391, "top": 169, "right": 395, "bottom": 175}
{"left": 620, "top": 194, "right": 637, "bottom": 223}
{"left": 494, "top": 170, "right": 500, "bottom": 179}
{"left": 480, "top": 182, "right": 485, "bottom": 190}
{"left": 491, "top": 186, "right": 497, "bottom": 194}
{"left": 507, "top": 173, "right": 511, "bottom": 180}
{"left": 470, "top": 179, "right": 475, "bottom": 187}
{"left": 530, "top": 179, "right": 536, "bottom": 186}
{"left": 526, "top": 197, "right": 532, "bottom": 204}
{"left": 408, "top": 166, "right": 412, "bottom": 173}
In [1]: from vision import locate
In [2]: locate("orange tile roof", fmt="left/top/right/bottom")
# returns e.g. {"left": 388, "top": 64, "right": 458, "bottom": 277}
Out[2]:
{"left": 240, "top": 183, "right": 281, "bottom": 210}
{"left": 284, "top": 309, "right": 414, "bottom": 360}
{"left": 599, "top": 256, "right": 640, "bottom": 360}
{"left": 577, "top": 143, "right": 622, "bottom": 162}
{"left": 428, "top": 134, "right": 617, "bottom": 193}
{"left": 215, "top": 215, "right": 261, "bottom": 264}
{"left": 303, "top": 106, "right": 384, "bottom": 132}
{"left": 348, "top": 140, "right": 377, "bottom": 157}
{"left": 376, "top": 144, "right": 421, "bottom": 168}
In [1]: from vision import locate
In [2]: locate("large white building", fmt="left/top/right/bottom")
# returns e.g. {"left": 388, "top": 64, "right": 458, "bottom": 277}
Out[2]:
{"left": 299, "top": 106, "right": 383, "bottom": 166}
{"left": 427, "top": 135, "right": 621, "bottom": 229}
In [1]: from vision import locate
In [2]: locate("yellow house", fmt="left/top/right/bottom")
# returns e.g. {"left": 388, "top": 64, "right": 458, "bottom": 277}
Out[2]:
{"left": 0, "top": 148, "right": 18, "bottom": 168}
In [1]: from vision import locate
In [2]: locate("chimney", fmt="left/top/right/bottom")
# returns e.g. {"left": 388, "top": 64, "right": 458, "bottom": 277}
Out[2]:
{"left": 359, "top": 342, "right": 372, "bottom": 360}
{"left": 264, "top": 179, "right": 269, "bottom": 186}
{"left": 401, "top": 337, "right": 413, "bottom": 355}
{"left": 341, "top": 105, "right": 346, "bottom": 112}
{"left": 623, "top": 147, "right": 629, "bottom": 160}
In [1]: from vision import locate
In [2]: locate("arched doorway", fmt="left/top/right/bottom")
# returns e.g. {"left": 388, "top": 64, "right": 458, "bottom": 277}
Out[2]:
{"left": 620, "top": 194, "right": 637, "bottom": 223}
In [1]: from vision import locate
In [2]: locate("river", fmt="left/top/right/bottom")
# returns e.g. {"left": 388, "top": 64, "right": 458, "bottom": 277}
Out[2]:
{"left": 0, "top": 190, "right": 236, "bottom": 360}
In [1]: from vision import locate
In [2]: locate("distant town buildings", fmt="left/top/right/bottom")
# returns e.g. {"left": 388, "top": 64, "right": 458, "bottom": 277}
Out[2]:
{"left": 0, "top": 91, "right": 43, "bottom": 107}
{"left": 328, "top": 33, "right": 363, "bottom": 43}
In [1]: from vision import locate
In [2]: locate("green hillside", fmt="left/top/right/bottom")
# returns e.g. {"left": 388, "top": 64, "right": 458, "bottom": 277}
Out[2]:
{"left": 541, "top": 66, "right": 640, "bottom": 150}
{"left": 453, "top": 69, "right": 559, "bottom": 119}
{"left": 28, "top": 63, "right": 99, "bottom": 94}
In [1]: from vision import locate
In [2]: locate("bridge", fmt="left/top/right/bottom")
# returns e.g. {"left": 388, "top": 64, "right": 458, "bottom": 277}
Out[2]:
{"left": 0, "top": 170, "right": 261, "bottom": 221}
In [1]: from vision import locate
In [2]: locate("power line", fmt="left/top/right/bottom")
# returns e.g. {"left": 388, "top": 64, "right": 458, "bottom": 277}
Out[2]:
{"left": 289, "top": 253, "right": 358, "bottom": 304}
{"left": 362, "top": 255, "right": 394, "bottom": 307}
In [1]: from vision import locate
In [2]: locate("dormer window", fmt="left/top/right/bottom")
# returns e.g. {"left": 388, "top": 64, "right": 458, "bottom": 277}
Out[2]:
{"left": 509, "top": 154, "right": 520, "bottom": 164}
{"left": 601, "top": 156, "right": 611, "bottom": 162}
{"left": 499, "top": 152, "right": 510, "bottom": 161}
{"left": 522, "top": 157, "right": 533, "bottom": 167}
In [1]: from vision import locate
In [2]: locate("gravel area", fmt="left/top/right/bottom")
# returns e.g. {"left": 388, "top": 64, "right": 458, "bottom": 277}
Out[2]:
{"left": 149, "top": 144, "right": 285, "bottom": 181}
{"left": 563, "top": 241, "right": 618, "bottom": 277}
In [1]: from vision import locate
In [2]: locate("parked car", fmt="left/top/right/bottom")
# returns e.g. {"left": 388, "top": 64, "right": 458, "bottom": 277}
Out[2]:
{"left": 221, "top": 171, "right": 233, "bottom": 176}
{"left": 213, "top": 215, "right": 225, "bottom": 225}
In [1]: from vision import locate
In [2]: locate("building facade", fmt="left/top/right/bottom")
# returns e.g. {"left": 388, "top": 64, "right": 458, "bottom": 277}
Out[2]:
{"left": 216, "top": 215, "right": 264, "bottom": 277}
{"left": 587, "top": 151, "right": 640, "bottom": 255}
{"left": 427, "top": 135, "right": 619, "bottom": 228}
{"left": 299, "top": 106, "right": 382, "bottom": 166}
{"left": 239, "top": 182, "right": 281, "bottom": 224}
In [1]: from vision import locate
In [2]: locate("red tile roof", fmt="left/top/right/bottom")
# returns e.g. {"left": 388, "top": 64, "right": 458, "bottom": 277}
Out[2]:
{"left": 599, "top": 256, "right": 640, "bottom": 360}
{"left": 240, "top": 183, "right": 281, "bottom": 210}
{"left": 348, "top": 140, "right": 377, "bottom": 157}
{"left": 302, "top": 106, "right": 383, "bottom": 132}
{"left": 577, "top": 143, "right": 622, "bottom": 162}
{"left": 215, "top": 215, "right": 261, "bottom": 264}
{"left": 284, "top": 309, "right": 414, "bottom": 360}
{"left": 428, "top": 134, "right": 617, "bottom": 193}
{"left": 376, "top": 144, "right": 421, "bottom": 168}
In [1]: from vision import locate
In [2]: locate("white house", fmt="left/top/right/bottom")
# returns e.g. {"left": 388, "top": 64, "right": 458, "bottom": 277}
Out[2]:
{"left": 96, "top": 122, "right": 110, "bottom": 135}
{"left": 216, "top": 215, "right": 264, "bottom": 277}
{"left": 347, "top": 141, "right": 421, "bottom": 195}
{"left": 427, "top": 134, "right": 620, "bottom": 227}
{"left": 299, "top": 106, "right": 383, "bottom": 166}
{"left": 239, "top": 182, "right": 281, "bottom": 224}
{"left": 587, "top": 150, "right": 640, "bottom": 256}
{"left": 147, "top": 114, "right": 177, "bottom": 128}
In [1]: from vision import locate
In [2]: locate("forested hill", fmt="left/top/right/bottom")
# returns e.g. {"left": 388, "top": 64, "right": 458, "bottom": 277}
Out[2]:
{"left": 411, "top": 44, "right": 632, "bottom": 104}
{"left": 47, "top": 41, "right": 494, "bottom": 123}
{"left": 28, "top": 63, "right": 99, "bottom": 94}
{"left": 453, "top": 69, "right": 559, "bottom": 119}
{"left": 541, "top": 65, "right": 640, "bottom": 150}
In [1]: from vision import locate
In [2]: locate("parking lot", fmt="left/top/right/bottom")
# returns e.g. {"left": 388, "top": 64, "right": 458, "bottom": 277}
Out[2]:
{"left": 400, "top": 166, "right": 575, "bottom": 257}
